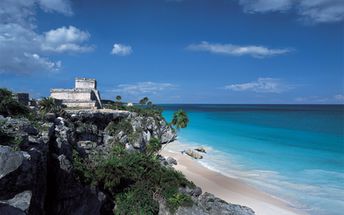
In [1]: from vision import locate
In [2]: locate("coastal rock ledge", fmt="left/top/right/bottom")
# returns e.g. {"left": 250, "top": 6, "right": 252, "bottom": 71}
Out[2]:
{"left": 0, "top": 110, "right": 255, "bottom": 215}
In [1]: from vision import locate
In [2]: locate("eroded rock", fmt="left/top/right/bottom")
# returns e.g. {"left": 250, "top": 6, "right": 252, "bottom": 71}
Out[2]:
{"left": 185, "top": 149, "right": 203, "bottom": 159}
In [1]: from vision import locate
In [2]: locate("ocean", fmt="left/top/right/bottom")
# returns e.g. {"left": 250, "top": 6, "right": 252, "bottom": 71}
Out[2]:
{"left": 161, "top": 104, "right": 344, "bottom": 215}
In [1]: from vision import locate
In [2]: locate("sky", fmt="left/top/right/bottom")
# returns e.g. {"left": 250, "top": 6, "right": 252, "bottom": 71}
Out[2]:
{"left": 0, "top": 0, "right": 343, "bottom": 104}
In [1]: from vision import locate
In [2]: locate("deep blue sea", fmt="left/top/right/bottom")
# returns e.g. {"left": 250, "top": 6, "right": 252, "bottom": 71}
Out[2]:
{"left": 161, "top": 104, "right": 344, "bottom": 215}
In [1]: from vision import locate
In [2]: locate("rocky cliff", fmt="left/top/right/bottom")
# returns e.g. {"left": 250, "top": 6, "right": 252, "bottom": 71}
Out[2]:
{"left": 0, "top": 110, "right": 254, "bottom": 215}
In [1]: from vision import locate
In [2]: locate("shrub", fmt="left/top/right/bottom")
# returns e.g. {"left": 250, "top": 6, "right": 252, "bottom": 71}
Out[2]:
{"left": 115, "top": 182, "right": 159, "bottom": 215}
{"left": 0, "top": 88, "right": 12, "bottom": 101}
{"left": 0, "top": 88, "right": 30, "bottom": 117}
{"left": 38, "top": 97, "right": 62, "bottom": 114}
{"left": 72, "top": 143, "right": 195, "bottom": 214}
{"left": 146, "top": 137, "right": 162, "bottom": 156}
{"left": 106, "top": 118, "right": 133, "bottom": 137}
{"left": 167, "top": 193, "right": 193, "bottom": 213}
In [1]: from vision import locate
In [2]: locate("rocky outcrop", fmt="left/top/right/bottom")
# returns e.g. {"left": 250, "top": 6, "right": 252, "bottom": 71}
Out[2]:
{"left": 0, "top": 110, "right": 254, "bottom": 215}
{"left": 166, "top": 157, "right": 177, "bottom": 165}
{"left": 0, "top": 117, "right": 49, "bottom": 215}
{"left": 0, "top": 110, "right": 177, "bottom": 215}
{"left": 195, "top": 147, "right": 206, "bottom": 153}
{"left": 159, "top": 191, "right": 255, "bottom": 215}
{"left": 185, "top": 149, "right": 203, "bottom": 159}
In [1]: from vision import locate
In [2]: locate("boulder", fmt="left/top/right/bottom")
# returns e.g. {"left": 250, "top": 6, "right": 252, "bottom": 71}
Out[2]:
{"left": 40, "top": 123, "right": 54, "bottom": 144}
{"left": 179, "top": 186, "right": 202, "bottom": 197}
{"left": 0, "top": 203, "right": 26, "bottom": 215}
{"left": 0, "top": 146, "right": 24, "bottom": 179}
{"left": 160, "top": 126, "right": 177, "bottom": 144}
{"left": 45, "top": 113, "right": 56, "bottom": 123}
{"left": 195, "top": 147, "right": 206, "bottom": 153}
{"left": 197, "top": 192, "right": 255, "bottom": 215}
{"left": 185, "top": 149, "right": 203, "bottom": 159}
{"left": 166, "top": 156, "right": 177, "bottom": 165}
{"left": 0, "top": 190, "right": 32, "bottom": 213}
{"left": 163, "top": 192, "right": 255, "bottom": 215}
{"left": 0, "top": 145, "right": 48, "bottom": 215}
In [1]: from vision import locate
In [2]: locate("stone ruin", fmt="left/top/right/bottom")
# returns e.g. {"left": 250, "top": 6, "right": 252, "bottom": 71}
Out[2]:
{"left": 12, "top": 93, "right": 29, "bottom": 105}
{"left": 50, "top": 78, "right": 103, "bottom": 109}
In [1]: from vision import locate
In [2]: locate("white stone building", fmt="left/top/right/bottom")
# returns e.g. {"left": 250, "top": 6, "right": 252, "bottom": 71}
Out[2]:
{"left": 50, "top": 78, "right": 103, "bottom": 109}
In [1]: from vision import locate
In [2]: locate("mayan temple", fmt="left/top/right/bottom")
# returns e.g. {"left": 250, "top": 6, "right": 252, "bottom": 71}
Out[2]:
{"left": 50, "top": 78, "right": 103, "bottom": 109}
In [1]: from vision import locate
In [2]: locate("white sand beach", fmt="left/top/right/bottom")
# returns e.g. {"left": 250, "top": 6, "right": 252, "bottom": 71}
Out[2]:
{"left": 161, "top": 145, "right": 306, "bottom": 215}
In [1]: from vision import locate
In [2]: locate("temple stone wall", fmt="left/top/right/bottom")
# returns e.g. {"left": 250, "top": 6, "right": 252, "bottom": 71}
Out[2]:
{"left": 13, "top": 93, "right": 29, "bottom": 105}
{"left": 75, "top": 78, "right": 96, "bottom": 89}
{"left": 50, "top": 78, "right": 102, "bottom": 109}
{"left": 51, "top": 90, "right": 92, "bottom": 101}
{"left": 62, "top": 101, "right": 97, "bottom": 108}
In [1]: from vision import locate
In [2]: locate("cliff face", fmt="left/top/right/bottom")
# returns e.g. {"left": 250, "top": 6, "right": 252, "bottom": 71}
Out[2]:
{"left": 0, "top": 110, "right": 254, "bottom": 215}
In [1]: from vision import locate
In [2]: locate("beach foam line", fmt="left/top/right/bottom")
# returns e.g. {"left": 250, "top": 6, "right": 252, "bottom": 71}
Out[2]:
{"left": 160, "top": 148, "right": 307, "bottom": 215}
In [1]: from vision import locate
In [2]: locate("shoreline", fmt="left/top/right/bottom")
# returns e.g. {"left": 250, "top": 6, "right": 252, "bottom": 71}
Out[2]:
{"left": 161, "top": 144, "right": 306, "bottom": 215}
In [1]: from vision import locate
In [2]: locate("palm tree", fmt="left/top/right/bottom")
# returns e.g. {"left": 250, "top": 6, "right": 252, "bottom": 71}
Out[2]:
{"left": 115, "top": 95, "right": 122, "bottom": 101}
{"left": 39, "top": 97, "right": 61, "bottom": 113}
{"left": 171, "top": 109, "right": 189, "bottom": 130}
{"left": 139, "top": 97, "right": 149, "bottom": 105}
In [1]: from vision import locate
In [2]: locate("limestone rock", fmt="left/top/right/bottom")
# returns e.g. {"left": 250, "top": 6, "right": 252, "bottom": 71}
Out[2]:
{"left": 0, "top": 190, "right": 32, "bottom": 212}
{"left": 197, "top": 192, "right": 255, "bottom": 215}
{"left": 179, "top": 186, "right": 202, "bottom": 197}
{"left": 0, "top": 109, "right": 254, "bottom": 215}
{"left": 166, "top": 156, "right": 177, "bottom": 165}
{"left": 0, "top": 203, "right": 26, "bottom": 215}
{"left": 40, "top": 123, "right": 54, "bottom": 144}
{"left": 163, "top": 192, "right": 255, "bottom": 215}
{"left": 0, "top": 146, "right": 24, "bottom": 179}
{"left": 185, "top": 149, "right": 203, "bottom": 159}
{"left": 45, "top": 113, "right": 56, "bottom": 123}
{"left": 195, "top": 147, "right": 206, "bottom": 153}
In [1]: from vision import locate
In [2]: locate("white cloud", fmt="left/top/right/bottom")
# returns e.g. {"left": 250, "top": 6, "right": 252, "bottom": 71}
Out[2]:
{"left": 0, "top": 0, "right": 93, "bottom": 74}
{"left": 225, "top": 78, "right": 293, "bottom": 93}
{"left": 187, "top": 41, "right": 292, "bottom": 58}
{"left": 298, "top": 0, "right": 344, "bottom": 23}
{"left": 239, "top": 0, "right": 293, "bottom": 13}
{"left": 0, "top": 23, "right": 57, "bottom": 74}
{"left": 295, "top": 94, "right": 344, "bottom": 103}
{"left": 110, "top": 82, "right": 176, "bottom": 95}
{"left": 237, "top": 0, "right": 344, "bottom": 24}
{"left": 38, "top": 0, "right": 73, "bottom": 15}
{"left": 111, "top": 43, "right": 133, "bottom": 56}
{"left": 295, "top": 96, "right": 329, "bottom": 103}
{"left": 0, "top": 0, "right": 72, "bottom": 26}
{"left": 334, "top": 94, "right": 344, "bottom": 102}
{"left": 42, "top": 26, "right": 93, "bottom": 53}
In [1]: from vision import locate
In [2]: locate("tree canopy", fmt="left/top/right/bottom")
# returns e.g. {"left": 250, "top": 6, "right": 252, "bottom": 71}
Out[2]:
{"left": 171, "top": 109, "right": 189, "bottom": 130}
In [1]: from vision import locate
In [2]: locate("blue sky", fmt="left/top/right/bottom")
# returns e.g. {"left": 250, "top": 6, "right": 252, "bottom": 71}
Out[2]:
{"left": 0, "top": 0, "right": 343, "bottom": 104}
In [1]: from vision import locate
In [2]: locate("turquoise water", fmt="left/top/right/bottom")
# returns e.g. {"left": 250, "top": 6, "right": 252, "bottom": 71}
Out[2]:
{"left": 162, "top": 105, "right": 344, "bottom": 215}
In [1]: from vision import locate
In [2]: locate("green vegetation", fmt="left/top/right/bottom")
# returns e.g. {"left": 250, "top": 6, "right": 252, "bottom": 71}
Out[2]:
{"left": 167, "top": 193, "right": 193, "bottom": 212}
{"left": 114, "top": 95, "right": 123, "bottom": 109}
{"left": 11, "top": 136, "right": 23, "bottom": 151}
{"left": 171, "top": 109, "right": 189, "bottom": 130}
{"left": 114, "top": 182, "right": 159, "bottom": 215}
{"left": 38, "top": 97, "right": 63, "bottom": 114}
{"left": 0, "top": 88, "right": 30, "bottom": 117}
{"left": 73, "top": 143, "right": 195, "bottom": 214}
{"left": 139, "top": 97, "right": 149, "bottom": 105}
{"left": 73, "top": 95, "right": 191, "bottom": 214}
{"left": 127, "top": 105, "right": 163, "bottom": 118}
{"left": 116, "top": 95, "right": 122, "bottom": 101}
{"left": 146, "top": 137, "right": 162, "bottom": 156}
{"left": 106, "top": 118, "right": 134, "bottom": 137}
